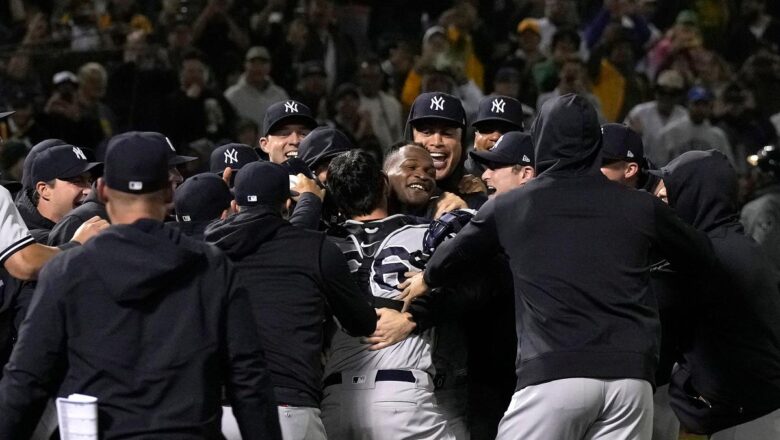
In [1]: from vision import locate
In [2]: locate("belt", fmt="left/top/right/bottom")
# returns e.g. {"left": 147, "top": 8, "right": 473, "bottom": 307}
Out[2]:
{"left": 324, "top": 369, "right": 416, "bottom": 387}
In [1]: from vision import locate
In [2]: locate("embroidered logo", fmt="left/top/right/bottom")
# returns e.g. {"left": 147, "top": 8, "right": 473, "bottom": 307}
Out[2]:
{"left": 72, "top": 147, "right": 87, "bottom": 160}
{"left": 430, "top": 96, "right": 445, "bottom": 111}
{"left": 284, "top": 101, "right": 298, "bottom": 113}
{"left": 224, "top": 148, "right": 238, "bottom": 164}
{"left": 491, "top": 98, "right": 506, "bottom": 113}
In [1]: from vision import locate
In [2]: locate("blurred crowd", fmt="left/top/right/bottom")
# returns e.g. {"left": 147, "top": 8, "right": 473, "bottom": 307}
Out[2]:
{"left": 1, "top": 0, "right": 779, "bottom": 203}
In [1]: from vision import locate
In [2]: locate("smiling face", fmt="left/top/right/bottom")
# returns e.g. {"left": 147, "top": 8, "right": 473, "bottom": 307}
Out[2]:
{"left": 260, "top": 123, "right": 312, "bottom": 164}
{"left": 411, "top": 121, "right": 462, "bottom": 181}
{"left": 386, "top": 145, "right": 436, "bottom": 208}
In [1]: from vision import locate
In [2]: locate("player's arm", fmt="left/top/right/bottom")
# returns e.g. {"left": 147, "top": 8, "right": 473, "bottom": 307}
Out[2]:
{"left": 4, "top": 216, "right": 108, "bottom": 280}
{"left": 319, "top": 239, "right": 376, "bottom": 337}
{"left": 651, "top": 197, "right": 716, "bottom": 276}
{"left": 0, "top": 261, "right": 68, "bottom": 438}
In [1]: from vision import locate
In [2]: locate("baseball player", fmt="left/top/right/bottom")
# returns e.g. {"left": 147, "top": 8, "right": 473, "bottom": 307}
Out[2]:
{"left": 322, "top": 150, "right": 453, "bottom": 440}
{"left": 469, "top": 131, "right": 535, "bottom": 198}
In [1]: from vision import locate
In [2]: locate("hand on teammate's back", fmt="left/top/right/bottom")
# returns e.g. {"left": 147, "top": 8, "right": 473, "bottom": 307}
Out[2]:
{"left": 71, "top": 216, "right": 110, "bottom": 244}
{"left": 362, "top": 308, "right": 416, "bottom": 351}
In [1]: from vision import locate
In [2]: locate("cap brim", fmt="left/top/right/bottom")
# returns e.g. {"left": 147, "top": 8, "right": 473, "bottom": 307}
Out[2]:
{"left": 58, "top": 162, "right": 103, "bottom": 180}
{"left": 469, "top": 150, "right": 514, "bottom": 168}
{"left": 409, "top": 115, "right": 465, "bottom": 128}
{"left": 169, "top": 155, "right": 198, "bottom": 166}
{"left": 471, "top": 117, "right": 523, "bottom": 130}
{"left": 266, "top": 115, "right": 318, "bottom": 136}
{"left": 0, "top": 111, "right": 14, "bottom": 120}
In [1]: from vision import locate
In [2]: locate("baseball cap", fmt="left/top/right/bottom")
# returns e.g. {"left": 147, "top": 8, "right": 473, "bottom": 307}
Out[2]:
{"left": 233, "top": 161, "right": 292, "bottom": 207}
{"left": 517, "top": 18, "right": 541, "bottom": 35}
{"left": 469, "top": 131, "right": 534, "bottom": 169}
{"left": 245, "top": 46, "right": 271, "bottom": 62}
{"left": 407, "top": 92, "right": 466, "bottom": 129}
{"left": 472, "top": 95, "right": 525, "bottom": 131}
{"left": 104, "top": 132, "right": 170, "bottom": 194}
{"left": 22, "top": 139, "right": 67, "bottom": 188}
{"left": 297, "top": 126, "right": 353, "bottom": 171}
{"left": 53, "top": 71, "right": 78, "bottom": 86}
{"left": 656, "top": 70, "right": 685, "bottom": 90}
{"left": 210, "top": 143, "right": 259, "bottom": 174}
{"left": 118, "top": 131, "right": 197, "bottom": 166}
{"left": 262, "top": 99, "right": 318, "bottom": 137}
{"left": 30, "top": 144, "right": 101, "bottom": 185}
{"left": 601, "top": 123, "right": 644, "bottom": 163}
{"left": 174, "top": 173, "right": 233, "bottom": 222}
{"left": 687, "top": 85, "right": 714, "bottom": 103}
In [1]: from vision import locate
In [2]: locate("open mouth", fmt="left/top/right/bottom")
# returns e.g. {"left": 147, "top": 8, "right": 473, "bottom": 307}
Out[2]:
{"left": 486, "top": 185, "right": 496, "bottom": 195}
{"left": 407, "top": 182, "right": 431, "bottom": 192}
{"left": 285, "top": 150, "right": 298, "bottom": 158}
{"left": 429, "top": 152, "right": 447, "bottom": 169}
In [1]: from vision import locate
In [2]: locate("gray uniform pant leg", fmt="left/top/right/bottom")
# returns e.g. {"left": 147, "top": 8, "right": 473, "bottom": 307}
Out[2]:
{"left": 710, "top": 407, "right": 780, "bottom": 440}
{"left": 321, "top": 370, "right": 454, "bottom": 440}
{"left": 652, "top": 384, "right": 680, "bottom": 440}
{"left": 496, "top": 378, "right": 653, "bottom": 440}
{"left": 278, "top": 406, "right": 328, "bottom": 440}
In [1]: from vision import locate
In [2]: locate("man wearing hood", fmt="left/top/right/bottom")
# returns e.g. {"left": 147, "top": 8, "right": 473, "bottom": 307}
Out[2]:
{"left": 406, "top": 92, "right": 487, "bottom": 210}
{"left": 0, "top": 132, "right": 281, "bottom": 439}
{"left": 400, "top": 94, "right": 715, "bottom": 440}
{"left": 205, "top": 161, "right": 376, "bottom": 440}
{"left": 651, "top": 150, "right": 780, "bottom": 439}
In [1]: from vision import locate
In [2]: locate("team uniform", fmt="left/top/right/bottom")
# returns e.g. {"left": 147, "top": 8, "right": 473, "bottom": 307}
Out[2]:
{"left": 323, "top": 214, "right": 453, "bottom": 440}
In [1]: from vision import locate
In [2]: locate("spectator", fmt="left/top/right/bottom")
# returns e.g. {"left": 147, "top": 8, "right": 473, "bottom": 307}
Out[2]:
{"left": 162, "top": 17, "right": 195, "bottom": 72}
{"left": 532, "top": 27, "right": 582, "bottom": 94}
{"left": 299, "top": 0, "right": 357, "bottom": 93}
{"left": 584, "top": 0, "right": 652, "bottom": 50}
{"left": 537, "top": 55, "right": 605, "bottom": 122}
{"left": 76, "top": 62, "right": 117, "bottom": 141}
{"left": 590, "top": 28, "right": 649, "bottom": 122}
{"left": 357, "top": 58, "right": 404, "bottom": 153}
{"left": 380, "top": 39, "right": 415, "bottom": 98}
{"left": 740, "top": 50, "right": 780, "bottom": 121}
{"left": 1, "top": 93, "right": 49, "bottom": 148}
{"left": 625, "top": 69, "right": 688, "bottom": 166}
{"left": 0, "top": 140, "right": 28, "bottom": 182}
{"left": 161, "top": 49, "right": 237, "bottom": 152}
{"left": 727, "top": 0, "right": 780, "bottom": 66}
{"left": 0, "top": 53, "right": 44, "bottom": 112}
{"left": 537, "top": 0, "right": 584, "bottom": 56}
{"left": 647, "top": 10, "right": 715, "bottom": 83}
{"left": 330, "top": 83, "right": 379, "bottom": 152}
{"left": 191, "top": 0, "right": 249, "bottom": 88}
{"left": 657, "top": 85, "right": 733, "bottom": 166}
{"left": 224, "top": 46, "right": 289, "bottom": 128}
{"left": 42, "top": 71, "right": 105, "bottom": 151}
{"left": 491, "top": 68, "right": 537, "bottom": 127}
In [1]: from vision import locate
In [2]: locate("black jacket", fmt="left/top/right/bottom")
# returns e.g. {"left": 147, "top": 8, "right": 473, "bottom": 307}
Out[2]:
{"left": 206, "top": 207, "right": 376, "bottom": 408}
{"left": 660, "top": 151, "right": 780, "bottom": 434}
{"left": 0, "top": 220, "right": 281, "bottom": 439}
{"left": 425, "top": 94, "right": 715, "bottom": 390}
{"left": 15, "top": 190, "right": 54, "bottom": 243}
{"left": 47, "top": 188, "right": 107, "bottom": 246}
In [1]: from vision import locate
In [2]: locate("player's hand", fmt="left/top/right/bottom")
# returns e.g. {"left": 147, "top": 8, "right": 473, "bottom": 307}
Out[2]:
{"left": 71, "top": 216, "right": 110, "bottom": 244}
{"left": 222, "top": 167, "right": 233, "bottom": 187}
{"left": 397, "top": 271, "right": 429, "bottom": 312}
{"left": 362, "top": 308, "right": 416, "bottom": 351}
{"left": 458, "top": 174, "right": 487, "bottom": 195}
{"left": 433, "top": 191, "right": 468, "bottom": 219}
{"left": 292, "top": 174, "right": 325, "bottom": 201}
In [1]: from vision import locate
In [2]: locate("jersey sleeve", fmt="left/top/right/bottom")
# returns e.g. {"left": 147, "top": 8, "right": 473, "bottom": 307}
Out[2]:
{"left": 0, "top": 187, "right": 33, "bottom": 264}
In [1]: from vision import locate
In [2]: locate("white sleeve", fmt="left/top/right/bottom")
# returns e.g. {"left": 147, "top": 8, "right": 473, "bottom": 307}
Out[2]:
{"left": 0, "top": 186, "right": 34, "bottom": 263}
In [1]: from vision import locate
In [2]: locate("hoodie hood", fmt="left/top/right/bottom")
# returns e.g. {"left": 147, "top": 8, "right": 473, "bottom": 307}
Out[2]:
{"left": 656, "top": 150, "right": 739, "bottom": 232}
{"left": 531, "top": 93, "right": 602, "bottom": 176}
{"left": 87, "top": 219, "right": 206, "bottom": 303}
{"left": 204, "top": 205, "right": 287, "bottom": 259}
{"left": 297, "top": 127, "right": 353, "bottom": 172}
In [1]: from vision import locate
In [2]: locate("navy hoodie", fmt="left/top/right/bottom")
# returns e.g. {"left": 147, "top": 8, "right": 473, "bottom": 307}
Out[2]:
{"left": 206, "top": 207, "right": 376, "bottom": 408}
{"left": 659, "top": 151, "right": 780, "bottom": 434}
{"left": 0, "top": 220, "right": 281, "bottom": 439}
{"left": 425, "top": 94, "right": 715, "bottom": 389}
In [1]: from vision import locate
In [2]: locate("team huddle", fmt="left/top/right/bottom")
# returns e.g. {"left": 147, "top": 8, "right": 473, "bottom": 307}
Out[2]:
{"left": 0, "top": 91, "right": 778, "bottom": 440}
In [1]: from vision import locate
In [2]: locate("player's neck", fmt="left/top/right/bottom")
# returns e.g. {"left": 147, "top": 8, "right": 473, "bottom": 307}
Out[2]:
{"left": 352, "top": 206, "right": 388, "bottom": 222}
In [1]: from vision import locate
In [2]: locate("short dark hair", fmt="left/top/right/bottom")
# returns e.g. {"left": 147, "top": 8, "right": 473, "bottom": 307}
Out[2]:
{"left": 328, "top": 150, "right": 385, "bottom": 219}
{"left": 552, "top": 27, "right": 581, "bottom": 51}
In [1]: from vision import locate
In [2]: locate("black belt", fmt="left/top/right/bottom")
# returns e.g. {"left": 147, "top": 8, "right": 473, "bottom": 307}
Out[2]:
{"left": 324, "top": 369, "right": 416, "bottom": 387}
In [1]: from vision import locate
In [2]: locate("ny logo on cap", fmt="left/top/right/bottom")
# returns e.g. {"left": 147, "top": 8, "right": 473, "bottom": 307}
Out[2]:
{"left": 522, "top": 155, "right": 531, "bottom": 162}
{"left": 129, "top": 181, "right": 143, "bottom": 190}
{"left": 224, "top": 148, "right": 239, "bottom": 164}
{"left": 182, "top": 215, "right": 191, "bottom": 222}
{"left": 72, "top": 146, "right": 87, "bottom": 160}
{"left": 165, "top": 137, "right": 176, "bottom": 152}
{"left": 430, "top": 96, "right": 445, "bottom": 111}
{"left": 626, "top": 150, "right": 635, "bottom": 158}
{"left": 284, "top": 101, "right": 298, "bottom": 113}
{"left": 491, "top": 98, "right": 506, "bottom": 114}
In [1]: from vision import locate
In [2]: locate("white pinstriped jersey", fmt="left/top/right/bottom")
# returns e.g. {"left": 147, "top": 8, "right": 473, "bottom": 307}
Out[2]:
{"left": 325, "top": 214, "right": 435, "bottom": 376}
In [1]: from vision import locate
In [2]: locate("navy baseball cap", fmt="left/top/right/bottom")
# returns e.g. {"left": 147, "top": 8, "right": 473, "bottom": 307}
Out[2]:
{"left": 104, "top": 132, "right": 170, "bottom": 194}
{"left": 233, "top": 161, "right": 292, "bottom": 207}
{"left": 472, "top": 95, "right": 524, "bottom": 131}
{"left": 601, "top": 123, "right": 644, "bottom": 164}
{"left": 687, "top": 85, "right": 714, "bottom": 103}
{"left": 0, "top": 111, "right": 13, "bottom": 120}
{"left": 22, "top": 139, "right": 67, "bottom": 188}
{"left": 174, "top": 173, "right": 233, "bottom": 222}
{"left": 262, "top": 100, "right": 317, "bottom": 136}
{"left": 469, "top": 131, "right": 534, "bottom": 168}
{"left": 407, "top": 92, "right": 466, "bottom": 129}
{"left": 30, "top": 144, "right": 102, "bottom": 185}
{"left": 210, "top": 143, "right": 259, "bottom": 174}
{"left": 297, "top": 126, "right": 353, "bottom": 171}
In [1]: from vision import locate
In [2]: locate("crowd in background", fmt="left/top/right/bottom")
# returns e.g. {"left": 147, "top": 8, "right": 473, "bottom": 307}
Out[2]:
{"left": 1, "top": 0, "right": 779, "bottom": 203}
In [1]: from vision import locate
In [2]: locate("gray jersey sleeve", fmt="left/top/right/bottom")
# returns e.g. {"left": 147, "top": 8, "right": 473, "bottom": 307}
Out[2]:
{"left": 0, "top": 187, "right": 34, "bottom": 263}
